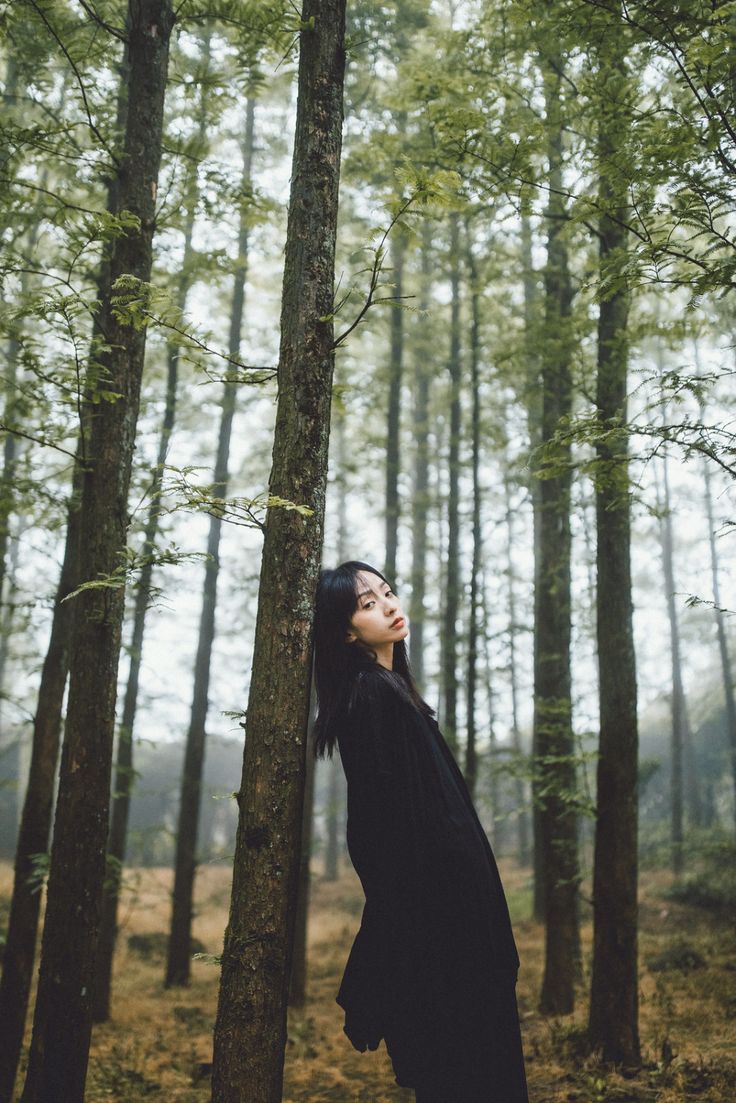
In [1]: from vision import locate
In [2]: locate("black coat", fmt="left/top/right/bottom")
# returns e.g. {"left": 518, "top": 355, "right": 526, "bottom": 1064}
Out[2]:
{"left": 335, "top": 668, "right": 529, "bottom": 1099}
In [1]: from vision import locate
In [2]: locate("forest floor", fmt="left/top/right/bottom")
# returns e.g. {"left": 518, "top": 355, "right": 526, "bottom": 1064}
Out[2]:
{"left": 2, "top": 858, "right": 735, "bottom": 1103}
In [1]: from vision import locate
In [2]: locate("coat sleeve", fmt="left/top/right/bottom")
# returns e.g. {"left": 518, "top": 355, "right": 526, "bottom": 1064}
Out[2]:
{"left": 335, "top": 673, "right": 426, "bottom": 1045}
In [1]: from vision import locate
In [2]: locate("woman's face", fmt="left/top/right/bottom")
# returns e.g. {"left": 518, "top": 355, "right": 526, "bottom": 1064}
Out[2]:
{"left": 346, "top": 570, "right": 409, "bottom": 652}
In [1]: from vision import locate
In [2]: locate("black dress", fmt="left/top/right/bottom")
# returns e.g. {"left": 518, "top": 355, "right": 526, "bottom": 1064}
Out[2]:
{"left": 335, "top": 668, "right": 529, "bottom": 1101}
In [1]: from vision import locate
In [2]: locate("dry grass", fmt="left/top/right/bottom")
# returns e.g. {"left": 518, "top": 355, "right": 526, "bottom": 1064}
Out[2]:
{"left": 1, "top": 859, "right": 735, "bottom": 1102}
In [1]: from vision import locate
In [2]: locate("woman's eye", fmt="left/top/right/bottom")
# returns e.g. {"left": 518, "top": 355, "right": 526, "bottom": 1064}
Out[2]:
{"left": 364, "top": 600, "right": 375, "bottom": 609}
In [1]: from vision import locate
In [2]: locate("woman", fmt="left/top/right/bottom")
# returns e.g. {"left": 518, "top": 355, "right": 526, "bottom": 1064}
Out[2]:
{"left": 313, "top": 560, "right": 529, "bottom": 1103}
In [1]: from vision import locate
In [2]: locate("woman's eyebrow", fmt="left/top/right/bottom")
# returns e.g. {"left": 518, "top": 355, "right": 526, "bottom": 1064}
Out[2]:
{"left": 357, "top": 583, "right": 391, "bottom": 602}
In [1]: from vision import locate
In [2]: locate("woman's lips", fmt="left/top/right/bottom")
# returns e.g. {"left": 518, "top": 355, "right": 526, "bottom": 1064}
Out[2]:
{"left": 390, "top": 617, "right": 405, "bottom": 629}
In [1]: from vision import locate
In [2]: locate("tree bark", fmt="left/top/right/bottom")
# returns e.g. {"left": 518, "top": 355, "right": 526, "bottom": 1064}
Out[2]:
{"left": 534, "top": 52, "right": 580, "bottom": 1017}
{"left": 657, "top": 446, "right": 688, "bottom": 875}
{"left": 588, "top": 25, "right": 641, "bottom": 1064}
{"left": 465, "top": 227, "right": 481, "bottom": 799}
{"left": 324, "top": 403, "right": 350, "bottom": 882}
{"left": 166, "top": 96, "right": 255, "bottom": 989}
{"left": 408, "top": 227, "right": 432, "bottom": 693}
{"left": 521, "top": 210, "right": 545, "bottom": 921}
{"left": 701, "top": 402, "right": 736, "bottom": 834}
{"left": 211, "top": 4, "right": 346, "bottom": 1098}
{"left": 384, "top": 229, "right": 405, "bottom": 584}
{"left": 440, "top": 211, "right": 462, "bottom": 753}
{"left": 0, "top": 38, "right": 131, "bottom": 1100}
{"left": 93, "top": 69, "right": 211, "bottom": 1018}
{"left": 288, "top": 700, "right": 317, "bottom": 1007}
{"left": 0, "top": 460, "right": 82, "bottom": 1103}
{"left": 19, "top": 7, "right": 173, "bottom": 1100}
{"left": 504, "top": 471, "right": 531, "bottom": 867}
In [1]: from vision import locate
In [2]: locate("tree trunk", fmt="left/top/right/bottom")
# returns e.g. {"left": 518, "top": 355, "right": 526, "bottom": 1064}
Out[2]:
{"left": 211, "top": 5, "right": 346, "bottom": 1097}
{"left": 535, "top": 53, "right": 580, "bottom": 1017}
{"left": 0, "top": 40, "right": 131, "bottom": 1099}
{"left": 588, "top": 27, "right": 641, "bottom": 1063}
{"left": 504, "top": 472, "right": 531, "bottom": 867}
{"left": 19, "top": 7, "right": 173, "bottom": 1100}
{"left": 479, "top": 569, "right": 499, "bottom": 848}
{"left": 0, "top": 461, "right": 83, "bottom": 1103}
{"left": 465, "top": 227, "right": 481, "bottom": 799}
{"left": 657, "top": 446, "right": 688, "bottom": 875}
{"left": 408, "top": 227, "right": 432, "bottom": 693}
{"left": 93, "top": 72, "right": 211, "bottom": 1018}
{"left": 441, "top": 211, "right": 462, "bottom": 753}
{"left": 288, "top": 698, "right": 317, "bottom": 1007}
{"left": 324, "top": 402, "right": 350, "bottom": 882}
{"left": 521, "top": 210, "right": 545, "bottom": 922}
{"left": 166, "top": 96, "right": 255, "bottom": 989}
{"left": 384, "top": 230, "right": 404, "bottom": 584}
{"left": 701, "top": 405, "right": 736, "bottom": 834}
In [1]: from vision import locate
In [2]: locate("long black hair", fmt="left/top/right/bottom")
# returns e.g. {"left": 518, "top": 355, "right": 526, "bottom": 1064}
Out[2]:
{"left": 312, "top": 560, "right": 434, "bottom": 758}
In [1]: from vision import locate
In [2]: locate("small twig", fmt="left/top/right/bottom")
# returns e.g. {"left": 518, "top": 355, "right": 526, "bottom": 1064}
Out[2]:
{"left": 333, "top": 193, "right": 419, "bottom": 349}
{"left": 0, "top": 423, "right": 80, "bottom": 461}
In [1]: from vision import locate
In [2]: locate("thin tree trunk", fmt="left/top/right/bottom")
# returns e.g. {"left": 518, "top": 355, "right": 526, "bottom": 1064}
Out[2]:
{"left": 701, "top": 406, "right": 736, "bottom": 834}
{"left": 324, "top": 404, "right": 350, "bottom": 882}
{"left": 19, "top": 8, "right": 172, "bottom": 1100}
{"left": 211, "top": 3, "right": 346, "bottom": 1096}
{"left": 0, "top": 462, "right": 82, "bottom": 1103}
{"left": 165, "top": 97, "right": 256, "bottom": 988}
{"left": 93, "top": 75, "right": 209, "bottom": 1018}
{"left": 535, "top": 52, "right": 580, "bottom": 1017}
{"left": 479, "top": 570, "right": 499, "bottom": 848}
{"left": 0, "top": 57, "right": 19, "bottom": 607}
{"left": 0, "top": 46, "right": 130, "bottom": 1101}
{"left": 0, "top": 530, "right": 21, "bottom": 853}
{"left": 588, "top": 28, "right": 640, "bottom": 1062}
{"left": 504, "top": 471, "right": 531, "bottom": 867}
{"left": 657, "top": 447, "right": 688, "bottom": 876}
{"left": 441, "top": 212, "right": 461, "bottom": 753}
{"left": 384, "top": 229, "right": 405, "bottom": 584}
{"left": 465, "top": 227, "right": 481, "bottom": 799}
{"left": 522, "top": 211, "right": 545, "bottom": 922}
{"left": 409, "top": 227, "right": 432, "bottom": 693}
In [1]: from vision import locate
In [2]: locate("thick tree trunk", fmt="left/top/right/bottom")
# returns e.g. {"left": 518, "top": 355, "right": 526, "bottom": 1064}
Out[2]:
{"left": 19, "top": 7, "right": 173, "bottom": 1101}
{"left": 535, "top": 55, "right": 580, "bottom": 1017}
{"left": 588, "top": 29, "right": 641, "bottom": 1063}
{"left": 384, "top": 230, "right": 404, "bottom": 584}
{"left": 465, "top": 229, "right": 481, "bottom": 799}
{"left": 441, "top": 212, "right": 462, "bottom": 753}
{"left": 211, "top": 5, "right": 346, "bottom": 1099}
{"left": 408, "top": 228, "right": 432, "bottom": 692}
{"left": 166, "top": 97, "right": 255, "bottom": 989}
